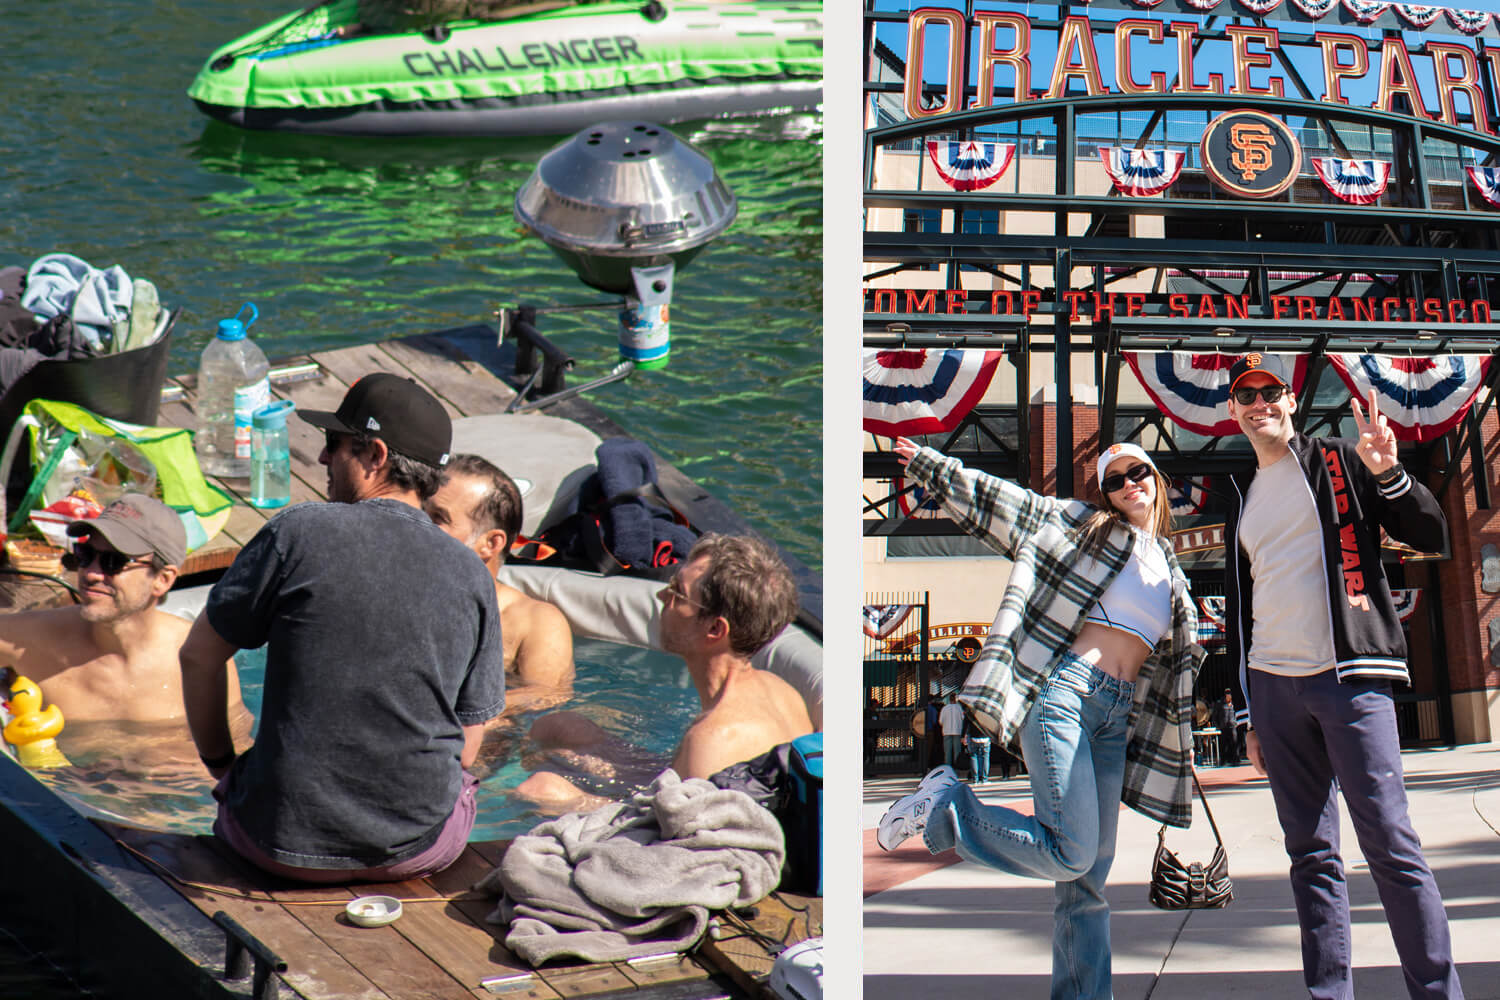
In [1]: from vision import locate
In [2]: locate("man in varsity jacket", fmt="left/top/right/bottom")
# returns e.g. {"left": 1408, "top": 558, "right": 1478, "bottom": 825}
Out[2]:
{"left": 1221, "top": 352, "right": 1462, "bottom": 1000}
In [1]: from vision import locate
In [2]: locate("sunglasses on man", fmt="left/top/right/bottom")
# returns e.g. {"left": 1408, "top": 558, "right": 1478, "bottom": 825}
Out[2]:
{"left": 1101, "top": 462, "right": 1154, "bottom": 494}
{"left": 1230, "top": 384, "right": 1287, "bottom": 406}
{"left": 61, "top": 544, "right": 152, "bottom": 576}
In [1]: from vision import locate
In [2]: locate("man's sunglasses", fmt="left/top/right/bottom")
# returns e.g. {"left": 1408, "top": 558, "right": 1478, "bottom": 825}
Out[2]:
{"left": 1231, "top": 385, "right": 1287, "bottom": 406}
{"left": 1101, "top": 462, "right": 1154, "bottom": 494}
{"left": 62, "top": 545, "right": 151, "bottom": 575}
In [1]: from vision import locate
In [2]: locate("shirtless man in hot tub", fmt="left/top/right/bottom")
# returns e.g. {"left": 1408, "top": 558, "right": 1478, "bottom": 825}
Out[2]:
{"left": 424, "top": 453, "right": 574, "bottom": 712}
{"left": 518, "top": 532, "right": 813, "bottom": 813}
{"left": 0, "top": 495, "right": 252, "bottom": 754}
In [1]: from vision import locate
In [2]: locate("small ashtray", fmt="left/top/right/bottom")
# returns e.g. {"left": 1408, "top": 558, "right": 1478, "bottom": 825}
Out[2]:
{"left": 345, "top": 895, "right": 402, "bottom": 927}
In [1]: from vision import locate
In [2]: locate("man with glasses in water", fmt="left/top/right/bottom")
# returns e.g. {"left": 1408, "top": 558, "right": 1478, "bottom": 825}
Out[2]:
{"left": 0, "top": 494, "right": 252, "bottom": 735}
{"left": 1221, "top": 352, "right": 1462, "bottom": 999}
{"left": 517, "top": 533, "right": 814, "bottom": 813}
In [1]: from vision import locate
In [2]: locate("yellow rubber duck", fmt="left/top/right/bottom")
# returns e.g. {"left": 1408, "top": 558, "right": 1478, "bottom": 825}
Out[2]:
{"left": 2, "top": 671, "right": 71, "bottom": 769}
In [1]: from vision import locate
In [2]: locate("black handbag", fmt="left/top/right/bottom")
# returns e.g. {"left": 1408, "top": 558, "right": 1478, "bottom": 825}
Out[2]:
{"left": 1148, "top": 770, "right": 1234, "bottom": 910}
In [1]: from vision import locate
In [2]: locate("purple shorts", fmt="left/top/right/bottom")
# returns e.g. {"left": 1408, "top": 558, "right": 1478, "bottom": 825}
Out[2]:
{"left": 214, "top": 770, "right": 479, "bottom": 884}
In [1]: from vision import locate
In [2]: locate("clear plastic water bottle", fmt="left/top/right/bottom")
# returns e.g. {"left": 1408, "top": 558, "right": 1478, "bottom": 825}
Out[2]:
{"left": 195, "top": 303, "right": 270, "bottom": 478}
{"left": 250, "top": 400, "right": 294, "bottom": 509}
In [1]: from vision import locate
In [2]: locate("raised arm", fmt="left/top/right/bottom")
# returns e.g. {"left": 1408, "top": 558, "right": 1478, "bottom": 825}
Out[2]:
{"left": 1350, "top": 391, "right": 1446, "bottom": 553}
{"left": 894, "top": 436, "right": 1057, "bottom": 560}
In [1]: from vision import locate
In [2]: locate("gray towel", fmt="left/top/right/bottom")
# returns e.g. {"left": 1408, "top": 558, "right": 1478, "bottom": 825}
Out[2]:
{"left": 478, "top": 769, "right": 785, "bottom": 965}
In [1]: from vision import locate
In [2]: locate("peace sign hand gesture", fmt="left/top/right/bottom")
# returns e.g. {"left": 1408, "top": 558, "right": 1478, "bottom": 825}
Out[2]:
{"left": 1351, "top": 388, "right": 1398, "bottom": 475}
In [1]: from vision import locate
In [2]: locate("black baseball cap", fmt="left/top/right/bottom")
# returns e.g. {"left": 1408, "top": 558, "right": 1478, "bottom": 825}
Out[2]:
{"left": 299, "top": 373, "right": 451, "bottom": 468}
{"left": 1227, "top": 352, "right": 1292, "bottom": 392}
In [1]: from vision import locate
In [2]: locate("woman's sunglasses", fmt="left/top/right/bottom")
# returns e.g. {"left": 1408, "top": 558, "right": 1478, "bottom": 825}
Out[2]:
{"left": 1230, "top": 385, "right": 1287, "bottom": 406}
{"left": 61, "top": 545, "right": 150, "bottom": 576}
{"left": 1101, "top": 462, "right": 1154, "bottom": 494}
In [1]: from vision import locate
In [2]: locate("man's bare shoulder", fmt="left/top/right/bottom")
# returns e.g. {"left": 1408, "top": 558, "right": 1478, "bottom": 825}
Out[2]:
{"left": 677, "top": 669, "right": 814, "bottom": 778}
{"left": 0, "top": 605, "right": 87, "bottom": 655}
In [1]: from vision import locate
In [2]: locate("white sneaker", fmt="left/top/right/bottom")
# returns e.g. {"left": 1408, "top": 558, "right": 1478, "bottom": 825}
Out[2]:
{"left": 877, "top": 765, "right": 959, "bottom": 851}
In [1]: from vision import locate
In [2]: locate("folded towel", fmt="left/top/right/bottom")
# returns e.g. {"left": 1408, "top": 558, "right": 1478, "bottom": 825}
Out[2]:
{"left": 479, "top": 768, "right": 785, "bottom": 965}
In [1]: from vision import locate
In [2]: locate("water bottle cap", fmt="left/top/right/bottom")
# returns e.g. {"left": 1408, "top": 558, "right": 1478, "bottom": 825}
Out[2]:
{"left": 252, "top": 400, "right": 295, "bottom": 429}
{"left": 217, "top": 302, "right": 258, "bottom": 341}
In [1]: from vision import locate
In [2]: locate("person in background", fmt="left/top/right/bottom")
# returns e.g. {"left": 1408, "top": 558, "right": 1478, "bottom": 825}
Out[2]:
{"left": 1216, "top": 689, "right": 1241, "bottom": 766}
{"left": 180, "top": 373, "right": 505, "bottom": 883}
{"left": 425, "top": 453, "right": 574, "bottom": 711}
{"left": 938, "top": 692, "right": 966, "bottom": 771}
{"left": 877, "top": 436, "right": 1204, "bottom": 1000}
{"left": 1221, "top": 352, "right": 1461, "bottom": 998}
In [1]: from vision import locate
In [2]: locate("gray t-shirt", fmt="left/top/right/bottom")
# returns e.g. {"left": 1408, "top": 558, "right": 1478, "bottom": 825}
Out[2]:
{"left": 206, "top": 497, "right": 505, "bottom": 869}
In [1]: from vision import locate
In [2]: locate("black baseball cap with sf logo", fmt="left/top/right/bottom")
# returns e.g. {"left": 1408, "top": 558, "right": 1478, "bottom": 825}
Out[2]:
{"left": 1227, "top": 352, "right": 1292, "bottom": 392}
{"left": 299, "top": 373, "right": 451, "bottom": 468}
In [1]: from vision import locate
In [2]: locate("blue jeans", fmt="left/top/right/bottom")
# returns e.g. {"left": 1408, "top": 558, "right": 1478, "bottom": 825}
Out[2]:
{"left": 1249, "top": 669, "right": 1461, "bottom": 1000}
{"left": 968, "top": 737, "right": 991, "bottom": 782}
{"left": 924, "top": 653, "right": 1135, "bottom": 1000}
{"left": 943, "top": 733, "right": 965, "bottom": 769}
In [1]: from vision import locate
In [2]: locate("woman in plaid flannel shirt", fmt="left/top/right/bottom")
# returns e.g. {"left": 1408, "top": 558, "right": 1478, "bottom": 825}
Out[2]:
{"left": 878, "top": 436, "right": 1204, "bottom": 1000}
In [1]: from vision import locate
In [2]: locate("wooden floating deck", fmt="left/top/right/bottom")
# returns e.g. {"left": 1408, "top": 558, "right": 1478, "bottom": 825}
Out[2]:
{"left": 105, "top": 821, "right": 819, "bottom": 1000}
{"left": 0, "top": 327, "right": 821, "bottom": 998}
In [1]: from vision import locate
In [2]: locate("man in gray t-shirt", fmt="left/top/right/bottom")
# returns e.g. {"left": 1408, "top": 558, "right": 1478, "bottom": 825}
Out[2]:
{"left": 180, "top": 373, "right": 504, "bottom": 883}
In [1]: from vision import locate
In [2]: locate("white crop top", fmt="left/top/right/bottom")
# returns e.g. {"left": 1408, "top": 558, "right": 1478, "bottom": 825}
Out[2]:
{"left": 1084, "top": 535, "right": 1172, "bottom": 649}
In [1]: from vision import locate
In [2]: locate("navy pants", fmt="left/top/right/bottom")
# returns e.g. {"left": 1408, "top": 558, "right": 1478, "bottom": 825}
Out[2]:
{"left": 1248, "top": 669, "right": 1462, "bottom": 999}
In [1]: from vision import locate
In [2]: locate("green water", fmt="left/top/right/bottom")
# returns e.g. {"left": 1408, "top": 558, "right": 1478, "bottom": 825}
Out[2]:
{"left": 1, "top": 0, "right": 822, "bottom": 989}
{"left": 1, "top": 0, "right": 821, "bottom": 572}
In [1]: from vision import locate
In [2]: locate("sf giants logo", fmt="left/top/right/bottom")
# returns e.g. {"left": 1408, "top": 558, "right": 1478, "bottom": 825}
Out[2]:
{"left": 1323, "top": 448, "right": 1372, "bottom": 611}
{"left": 1242, "top": 352, "right": 1263, "bottom": 369}
{"left": 1201, "top": 110, "right": 1302, "bottom": 199}
{"left": 1229, "top": 122, "right": 1276, "bottom": 182}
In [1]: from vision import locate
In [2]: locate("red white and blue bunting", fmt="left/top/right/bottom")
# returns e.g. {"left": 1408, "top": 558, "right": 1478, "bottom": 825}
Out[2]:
{"left": 1292, "top": 0, "right": 1337, "bottom": 15}
{"left": 864, "top": 604, "right": 916, "bottom": 640}
{"left": 893, "top": 476, "right": 944, "bottom": 518}
{"left": 925, "top": 141, "right": 1016, "bottom": 192}
{"left": 1098, "top": 146, "right": 1186, "bottom": 196}
{"left": 1168, "top": 477, "right": 1210, "bottom": 516}
{"left": 1239, "top": 0, "right": 1283, "bottom": 12}
{"left": 1326, "top": 354, "right": 1492, "bottom": 441}
{"left": 1446, "top": 7, "right": 1491, "bottom": 32}
{"left": 1342, "top": 0, "right": 1390, "bottom": 23}
{"left": 1123, "top": 352, "right": 1310, "bottom": 437}
{"left": 1394, "top": 3, "right": 1443, "bottom": 27}
{"left": 1468, "top": 166, "right": 1500, "bottom": 206}
{"left": 1311, "top": 158, "right": 1393, "bottom": 205}
{"left": 1184, "top": 0, "right": 1224, "bottom": 8}
{"left": 863, "top": 348, "right": 1005, "bottom": 437}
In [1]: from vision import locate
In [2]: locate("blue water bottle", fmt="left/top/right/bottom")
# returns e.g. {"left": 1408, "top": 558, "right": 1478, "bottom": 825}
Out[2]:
{"left": 250, "top": 400, "right": 294, "bottom": 509}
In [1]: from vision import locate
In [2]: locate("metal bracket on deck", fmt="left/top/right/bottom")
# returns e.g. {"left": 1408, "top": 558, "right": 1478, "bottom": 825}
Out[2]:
{"left": 497, "top": 304, "right": 636, "bottom": 413}
{"left": 499, "top": 306, "right": 576, "bottom": 399}
{"left": 212, "top": 911, "right": 287, "bottom": 1000}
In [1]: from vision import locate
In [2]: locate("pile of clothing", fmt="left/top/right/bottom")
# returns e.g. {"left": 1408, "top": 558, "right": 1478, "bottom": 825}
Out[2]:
{"left": 476, "top": 769, "right": 785, "bottom": 965}
{"left": 0, "top": 254, "right": 165, "bottom": 399}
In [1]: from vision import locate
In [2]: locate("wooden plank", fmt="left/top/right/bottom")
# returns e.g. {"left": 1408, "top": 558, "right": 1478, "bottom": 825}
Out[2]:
{"left": 539, "top": 964, "right": 638, "bottom": 998}
{"left": 696, "top": 893, "right": 821, "bottom": 999}
{"left": 311, "top": 344, "right": 463, "bottom": 422}
{"left": 105, "top": 827, "right": 389, "bottom": 1000}
{"left": 279, "top": 893, "right": 476, "bottom": 1000}
{"left": 616, "top": 953, "right": 713, "bottom": 990}
{"left": 381, "top": 336, "right": 515, "bottom": 417}
{"left": 343, "top": 870, "right": 560, "bottom": 1000}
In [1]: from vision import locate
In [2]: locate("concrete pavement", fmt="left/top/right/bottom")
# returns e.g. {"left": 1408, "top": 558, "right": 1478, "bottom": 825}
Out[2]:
{"left": 862, "top": 744, "right": 1500, "bottom": 998}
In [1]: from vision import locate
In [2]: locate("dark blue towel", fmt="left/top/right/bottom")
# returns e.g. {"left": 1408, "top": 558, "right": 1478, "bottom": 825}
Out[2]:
{"left": 590, "top": 437, "right": 697, "bottom": 569}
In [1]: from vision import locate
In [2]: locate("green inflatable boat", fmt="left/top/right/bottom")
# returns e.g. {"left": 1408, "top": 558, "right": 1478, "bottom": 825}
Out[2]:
{"left": 187, "top": 0, "right": 822, "bottom": 136}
